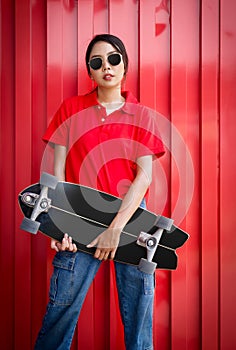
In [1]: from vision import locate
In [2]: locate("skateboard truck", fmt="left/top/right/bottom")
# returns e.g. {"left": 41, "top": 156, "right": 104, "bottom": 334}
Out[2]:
{"left": 137, "top": 216, "right": 174, "bottom": 274}
{"left": 20, "top": 173, "right": 58, "bottom": 234}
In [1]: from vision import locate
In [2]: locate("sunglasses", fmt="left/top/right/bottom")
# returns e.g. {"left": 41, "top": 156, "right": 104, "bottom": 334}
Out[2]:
{"left": 88, "top": 52, "right": 122, "bottom": 70}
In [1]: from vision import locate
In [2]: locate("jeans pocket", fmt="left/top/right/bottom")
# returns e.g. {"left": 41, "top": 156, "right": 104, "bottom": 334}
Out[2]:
{"left": 49, "top": 252, "right": 76, "bottom": 305}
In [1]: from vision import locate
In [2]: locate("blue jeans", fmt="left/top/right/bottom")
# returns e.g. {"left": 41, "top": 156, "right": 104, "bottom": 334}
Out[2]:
{"left": 34, "top": 252, "right": 154, "bottom": 350}
{"left": 34, "top": 201, "right": 155, "bottom": 350}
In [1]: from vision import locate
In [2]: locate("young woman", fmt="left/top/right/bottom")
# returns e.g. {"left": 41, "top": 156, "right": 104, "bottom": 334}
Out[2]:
{"left": 35, "top": 34, "right": 165, "bottom": 350}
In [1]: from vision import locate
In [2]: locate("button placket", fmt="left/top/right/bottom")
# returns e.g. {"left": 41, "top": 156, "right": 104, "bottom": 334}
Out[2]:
{"left": 97, "top": 105, "right": 106, "bottom": 123}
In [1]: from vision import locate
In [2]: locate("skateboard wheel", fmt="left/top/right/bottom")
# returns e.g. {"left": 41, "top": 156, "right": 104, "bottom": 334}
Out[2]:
{"left": 20, "top": 217, "right": 40, "bottom": 234}
{"left": 138, "top": 258, "right": 157, "bottom": 274}
{"left": 40, "top": 172, "right": 58, "bottom": 189}
{"left": 157, "top": 216, "right": 173, "bottom": 231}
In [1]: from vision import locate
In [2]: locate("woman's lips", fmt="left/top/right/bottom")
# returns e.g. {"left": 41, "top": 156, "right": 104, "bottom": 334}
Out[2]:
{"left": 103, "top": 74, "right": 114, "bottom": 81}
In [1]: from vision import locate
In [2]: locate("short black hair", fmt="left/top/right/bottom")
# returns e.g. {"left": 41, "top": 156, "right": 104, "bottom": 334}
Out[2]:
{"left": 85, "top": 34, "right": 129, "bottom": 76}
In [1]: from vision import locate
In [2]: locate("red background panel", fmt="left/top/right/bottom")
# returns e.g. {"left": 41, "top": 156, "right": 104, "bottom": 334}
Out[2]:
{"left": 1, "top": 0, "right": 236, "bottom": 349}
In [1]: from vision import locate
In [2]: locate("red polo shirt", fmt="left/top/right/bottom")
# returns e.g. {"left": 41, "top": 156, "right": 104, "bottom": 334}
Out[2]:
{"left": 43, "top": 89, "right": 165, "bottom": 199}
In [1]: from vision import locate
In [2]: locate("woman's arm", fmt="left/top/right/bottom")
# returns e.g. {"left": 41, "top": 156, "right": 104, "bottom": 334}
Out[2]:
{"left": 51, "top": 144, "right": 77, "bottom": 252}
{"left": 87, "top": 155, "right": 153, "bottom": 260}
{"left": 54, "top": 144, "right": 66, "bottom": 181}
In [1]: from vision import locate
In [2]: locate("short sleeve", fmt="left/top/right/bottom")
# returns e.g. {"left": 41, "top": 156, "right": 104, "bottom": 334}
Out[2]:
{"left": 136, "top": 107, "right": 165, "bottom": 159}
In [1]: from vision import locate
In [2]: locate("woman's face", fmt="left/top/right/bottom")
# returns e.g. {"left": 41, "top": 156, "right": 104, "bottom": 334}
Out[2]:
{"left": 88, "top": 41, "right": 125, "bottom": 90}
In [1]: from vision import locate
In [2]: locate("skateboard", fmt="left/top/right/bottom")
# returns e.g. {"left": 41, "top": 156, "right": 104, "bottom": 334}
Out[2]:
{"left": 18, "top": 173, "right": 189, "bottom": 273}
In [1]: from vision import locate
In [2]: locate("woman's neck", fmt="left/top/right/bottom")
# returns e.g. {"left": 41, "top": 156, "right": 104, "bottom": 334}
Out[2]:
{"left": 97, "top": 86, "right": 125, "bottom": 104}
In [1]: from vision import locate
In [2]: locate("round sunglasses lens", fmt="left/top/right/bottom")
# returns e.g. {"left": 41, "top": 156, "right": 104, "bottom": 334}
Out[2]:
{"left": 108, "top": 53, "right": 121, "bottom": 66}
{"left": 89, "top": 57, "right": 102, "bottom": 70}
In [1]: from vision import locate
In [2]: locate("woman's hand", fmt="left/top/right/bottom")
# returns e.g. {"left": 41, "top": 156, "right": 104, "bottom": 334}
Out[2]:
{"left": 51, "top": 234, "right": 77, "bottom": 253}
{"left": 87, "top": 227, "right": 122, "bottom": 260}
{"left": 86, "top": 156, "right": 153, "bottom": 261}
{"left": 52, "top": 147, "right": 77, "bottom": 253}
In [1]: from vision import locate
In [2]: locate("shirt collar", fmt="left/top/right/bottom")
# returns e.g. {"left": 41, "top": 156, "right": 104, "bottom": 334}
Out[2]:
{"left": 83, "top": 89, "right": 139, "bottom": 115}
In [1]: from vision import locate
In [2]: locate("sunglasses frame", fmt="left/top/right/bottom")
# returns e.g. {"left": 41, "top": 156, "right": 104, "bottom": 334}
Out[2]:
{"left": 88, "top": 52, "right": 123, "bottom": 70}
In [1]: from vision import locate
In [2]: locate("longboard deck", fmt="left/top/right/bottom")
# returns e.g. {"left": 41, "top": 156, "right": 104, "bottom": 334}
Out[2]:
{"left": 18, "top": 181, "right": 189, "bottom": 270}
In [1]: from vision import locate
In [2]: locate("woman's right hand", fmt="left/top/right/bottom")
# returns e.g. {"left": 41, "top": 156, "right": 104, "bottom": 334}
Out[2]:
{"left": 51, "top": 234, "right": 77, "bottom": 252}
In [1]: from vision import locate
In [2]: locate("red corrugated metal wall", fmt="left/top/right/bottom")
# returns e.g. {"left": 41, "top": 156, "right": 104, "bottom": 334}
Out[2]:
{"left": 1, "top": 0, "right": 236, "bottom": 349}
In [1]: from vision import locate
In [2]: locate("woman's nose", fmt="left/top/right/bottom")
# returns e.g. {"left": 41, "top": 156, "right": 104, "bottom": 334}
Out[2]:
{"left": 102, "top": 57, "right": 110, "bottom": 71}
